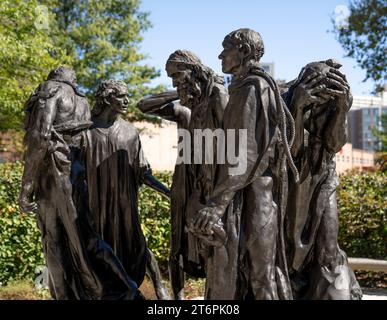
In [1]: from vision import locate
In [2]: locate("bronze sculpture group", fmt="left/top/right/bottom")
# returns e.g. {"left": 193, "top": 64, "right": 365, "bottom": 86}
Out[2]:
{"left": 19, "top": 28, "right": 362, "bottom": 300}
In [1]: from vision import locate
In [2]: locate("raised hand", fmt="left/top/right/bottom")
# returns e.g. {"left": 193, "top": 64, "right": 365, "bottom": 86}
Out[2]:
{"left": 292, "top": 72, "right": 331, "bottom": 108}
{"left": 292, "top": 66, "right": 351, "bottom": 111}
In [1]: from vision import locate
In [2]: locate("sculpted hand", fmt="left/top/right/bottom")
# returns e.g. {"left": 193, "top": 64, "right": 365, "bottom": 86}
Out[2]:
{"left": 293, "top": 71, "right": 331, "bottom": 109}
{"left": 19, "top": 181, "right": 37, "bottom": 214}
{"left": 188, "top": 207, "right": 227, "bottom": 247}
{"left": 293, "top": 68, "right": 351, "bottom": 111}
{"left": 190, "top": 207, "right": 219, "bottom": 234}
{"left": 325, "top": 68, "right": 352, "bottom": 111}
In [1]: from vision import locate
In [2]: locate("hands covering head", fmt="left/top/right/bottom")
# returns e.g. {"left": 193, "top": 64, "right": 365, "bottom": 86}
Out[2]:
{"left": 292, "top": 59, "right": 352, "bottom": 111}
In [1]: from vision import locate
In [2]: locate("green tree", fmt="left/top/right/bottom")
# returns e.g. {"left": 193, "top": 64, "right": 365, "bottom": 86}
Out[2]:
{"left": 0, "top": 0, "right": 164, "bottom": 130}
{"left": 333, "top": 0, "right": 387, "bottom": 91}
{"left": 43, "top": 0, "right": 164, "bottom": 119}
{"left": 0, "top": 0, "right": 68, "bottom": 130}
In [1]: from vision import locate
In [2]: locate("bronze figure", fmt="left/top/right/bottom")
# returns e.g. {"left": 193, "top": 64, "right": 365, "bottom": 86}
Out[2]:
{"left": 189, "top": 29, "right": 298, "bottom": 299}
{"left": 85, "top": 79, "right": 171, "bottom": 299}
{"left": 284, "top": 60, "right": 362, "bottom": 299}
{"left": 19, "top": 67, "right": 142, "bottom": 299}
{"left": 138, "top": 50, "right": 228, "bottom": 299}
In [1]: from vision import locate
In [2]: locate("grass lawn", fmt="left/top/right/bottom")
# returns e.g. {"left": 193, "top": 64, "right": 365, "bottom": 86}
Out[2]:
{"left": 0, "top": 280, "right": 50, "bottom": 300}
{"left": 0, "top": 277, "right": 205, "bottom": 300}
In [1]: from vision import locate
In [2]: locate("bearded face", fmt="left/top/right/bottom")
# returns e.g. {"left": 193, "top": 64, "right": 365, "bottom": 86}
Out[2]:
{"left": 166, "top": 62, "right": 202, "bottom": 109}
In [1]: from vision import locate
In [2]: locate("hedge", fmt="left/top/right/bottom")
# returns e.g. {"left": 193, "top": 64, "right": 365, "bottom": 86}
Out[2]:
{"left": 337, "top": 170, "right": 386, "bottom": 260}
{"left": 0, "top": 162, "right": 44, "bottom": 286}
{"left": 0, "top": 161, "right": 172, "bottom": 285}
{"left": 138, "top": 171, "right": 172, "bottom": 270}
{"left": 0, "top": 162, "right": 385, "bottom": 285}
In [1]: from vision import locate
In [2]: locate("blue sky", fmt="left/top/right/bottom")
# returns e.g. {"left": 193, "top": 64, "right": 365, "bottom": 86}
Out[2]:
{"left": 138, "top": 0, "right": 375, "bottom": 96}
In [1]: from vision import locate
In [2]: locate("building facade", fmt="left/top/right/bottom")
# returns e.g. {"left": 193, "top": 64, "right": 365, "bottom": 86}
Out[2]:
{"left": 335, "top": 143, "right": 375, "bottom": 174}
{"left": 348, "top": 90, "right": 387, "bottom": 152}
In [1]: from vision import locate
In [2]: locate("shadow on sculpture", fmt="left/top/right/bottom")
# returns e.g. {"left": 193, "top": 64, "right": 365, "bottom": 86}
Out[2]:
{"left": 188, "top": 28, "right": 299, "bottom": 300}
{"left": 139, "top": 29, "right": 361, "bottom": 300}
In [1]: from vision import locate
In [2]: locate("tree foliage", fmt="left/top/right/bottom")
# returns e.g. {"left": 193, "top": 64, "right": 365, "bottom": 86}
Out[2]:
{"left": 0, "top": 162, "right": 45, "bottom": 285}
{"left": 139, "top": 172, "right": 172, "bottom": 270}
{"left": 0, "top": 0, "right": 163, "bottom": 130}
{"left": 43, "top": 0, "right": 164, "bottom": 114}
{"left": 333, "top": 0, "right": 387, "bottom": 91}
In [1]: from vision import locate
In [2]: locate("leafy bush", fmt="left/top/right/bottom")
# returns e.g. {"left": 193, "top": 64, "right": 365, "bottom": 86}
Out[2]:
{"left": 337, "top": 170, "right": 387, "bottom": 259}
{"left": 0, "top": 161, "right": 173, "bottom": 284}
{"left": 0, "top": 162, "right": 44, "bottom": 286}
{"left": 139, "top": 171, "right": 172, "bottom": 270}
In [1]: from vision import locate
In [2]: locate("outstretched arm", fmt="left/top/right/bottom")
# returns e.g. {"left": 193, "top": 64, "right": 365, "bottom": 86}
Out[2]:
{"left": 137, "top": 91, "right": 181, "bottom": 122}
{"left": 135, "top": 136, "right": 171, "bottom": 199}
{"left": 143, "top": 171, "right": 171, "bottom": 199}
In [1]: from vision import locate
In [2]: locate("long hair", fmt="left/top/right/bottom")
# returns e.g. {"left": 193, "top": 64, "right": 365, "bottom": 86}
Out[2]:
{"left": 166, "top": 50, "right": 224, "bottom": 127}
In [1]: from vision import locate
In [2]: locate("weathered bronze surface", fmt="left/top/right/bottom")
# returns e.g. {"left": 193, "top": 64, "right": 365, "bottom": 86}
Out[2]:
{"left": 20, "top": 28, "right": 361, "bottom": 300}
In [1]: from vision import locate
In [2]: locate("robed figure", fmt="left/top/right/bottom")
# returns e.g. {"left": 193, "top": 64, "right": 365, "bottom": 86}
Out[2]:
{"left": 190, "top": 29, "right": 299, "bottom": 300}
{"left": 19, "top": 67, "right": 141, "bottom": 300}
{"left": 86, "top": 80, "right": 170, "bottom": 293}
{"left": 138, "top": 50, "right": 228, "bottom": 299}
{"left": 284, "top": 60, "right": 362, "bottom": 300}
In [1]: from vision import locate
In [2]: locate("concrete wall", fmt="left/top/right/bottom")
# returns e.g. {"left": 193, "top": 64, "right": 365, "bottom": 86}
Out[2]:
{"left": 134, "top": 121, "right": 178, "bottom": 172}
